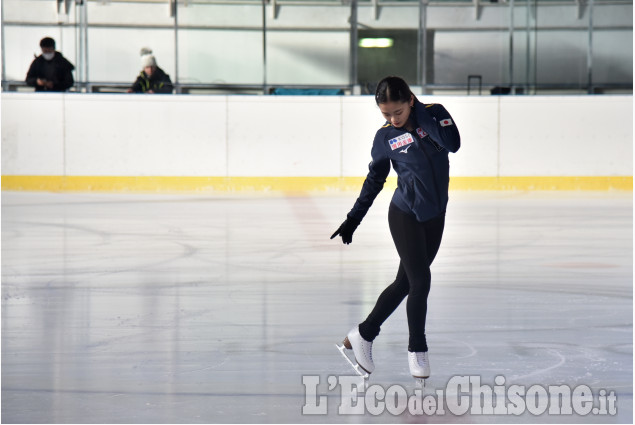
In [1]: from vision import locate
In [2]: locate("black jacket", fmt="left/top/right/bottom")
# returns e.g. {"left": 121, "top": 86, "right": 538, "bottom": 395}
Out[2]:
{"left": 130, "top": 67, "right": 173, "bottom": 94}
{"left": 348, "top": 100, "right": 461, "bottom": 223}
{"left": 25, "top": 52, "right": 75, "bottom": 92}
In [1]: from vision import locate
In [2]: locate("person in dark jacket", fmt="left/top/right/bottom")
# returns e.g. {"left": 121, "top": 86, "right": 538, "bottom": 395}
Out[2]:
{"left": 332, "top": 76, "right": 460, "bottom": 383}
{"left": 25, "top": 37, "right": 75, "bottom": 92}
{"left": 127, "top": 48, "right": 173, "bottom": 94}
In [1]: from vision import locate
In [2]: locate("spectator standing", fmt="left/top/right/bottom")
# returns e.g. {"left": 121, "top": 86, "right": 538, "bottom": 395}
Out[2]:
{"left": 127, "top": 48, "right": 173, "bottom": 94}
{"left": 25, "top": 37, "right": 75, "bottom": 92}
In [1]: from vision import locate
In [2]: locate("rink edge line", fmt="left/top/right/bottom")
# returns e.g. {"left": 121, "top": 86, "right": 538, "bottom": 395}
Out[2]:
{"left": 1, "top": 176, "right": 632, "bottom": 192}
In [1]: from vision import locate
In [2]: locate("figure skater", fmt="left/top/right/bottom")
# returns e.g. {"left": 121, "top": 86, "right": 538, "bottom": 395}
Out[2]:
{"left": 331, "top": 76, "right": 460, "bottom": 383}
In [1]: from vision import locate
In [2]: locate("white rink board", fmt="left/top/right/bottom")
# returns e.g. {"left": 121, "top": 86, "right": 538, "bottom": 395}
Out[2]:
{"left": 1, "top": 95, "right": 65, "bottom": 175}
{"left": 1, "top": 93, "right": 632, "bottom": 178}
{"left": 498, "top": 96, "right": 633, "bottom": 176}
{"left": 63, "top": 95, "right": 228, "bottom": 176}
{"left": 226, "top": 96, "right": 341, "bottom": 177}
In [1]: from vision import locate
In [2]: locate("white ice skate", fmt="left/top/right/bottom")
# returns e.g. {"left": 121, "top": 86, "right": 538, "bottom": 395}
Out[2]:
{"left": 408, "top": 351, "right": 430, "bottom": 387}
{"left": 335, "top": 327, "right": 374, "bottom": 379}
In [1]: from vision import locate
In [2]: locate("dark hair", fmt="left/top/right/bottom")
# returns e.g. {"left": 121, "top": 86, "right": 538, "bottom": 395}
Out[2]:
{"left": 40, "top": 37, "right": 56, "bottom": 49}
{"left": 375, "top": 76, "right": 418, "bottom": 105}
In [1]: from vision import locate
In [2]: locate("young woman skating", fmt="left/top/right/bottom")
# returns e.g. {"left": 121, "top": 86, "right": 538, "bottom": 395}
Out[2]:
{"left": 331, "top": 76, "right": 460, "bottom": 384}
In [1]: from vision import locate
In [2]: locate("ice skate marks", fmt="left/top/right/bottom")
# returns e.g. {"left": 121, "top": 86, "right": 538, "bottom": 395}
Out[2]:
{"left": 335, "top": 343, "right": 370, "bottom": 379}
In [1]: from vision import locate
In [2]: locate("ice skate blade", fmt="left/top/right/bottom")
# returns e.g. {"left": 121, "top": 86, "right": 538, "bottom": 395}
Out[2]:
{"left": 335, "top": 343, "right": 370, "bottom": 379}
{"left": 414, "top": 378, "right": 426, "bottom": 388}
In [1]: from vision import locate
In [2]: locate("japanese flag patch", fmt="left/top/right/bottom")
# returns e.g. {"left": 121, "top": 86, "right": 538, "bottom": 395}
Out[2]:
{"left": 439, "top": 118, "right": 453, "bottom": 127}
{"left": 388, "top": 133, "right": 415, "bottom": 151}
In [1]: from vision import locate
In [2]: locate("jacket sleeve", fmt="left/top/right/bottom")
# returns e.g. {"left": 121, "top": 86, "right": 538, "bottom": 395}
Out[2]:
{"left": 155, "top": 73, "right": 173, "bottom": 94}
{"left": 413, "top": 101, "right": 460, "bottom": 153}
{"left": 56, "top": 58, "right": 74, "bottom": 92}
{"left": 130, "top": 74, "right": 144, "bottom": 93}
{"left": 25, "top": 58, "right": 39, "bottom": 87}
{"left": 347, "top": 131, "right": 391, "bottom": 223}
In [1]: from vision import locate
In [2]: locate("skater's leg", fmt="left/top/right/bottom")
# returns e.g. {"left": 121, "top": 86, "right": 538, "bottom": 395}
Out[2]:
{"left": 406, "top": 214, "right": 444, "bottom": 351}
{"left": 358, "top": 262, "right": 409, "bottom": 341}
{"left": 388, "top": 207, "right": 445, "bottom": 352}
{"left": 422, "top": 214, "right": 445, "bottom": 267}
{"left": 357, "top": 204, "right": 445, "bottom": 351}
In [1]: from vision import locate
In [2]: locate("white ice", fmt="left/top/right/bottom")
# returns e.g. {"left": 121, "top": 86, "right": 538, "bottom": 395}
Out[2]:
{"left": 1, "top": 190, "right": 632, "bottom": 423}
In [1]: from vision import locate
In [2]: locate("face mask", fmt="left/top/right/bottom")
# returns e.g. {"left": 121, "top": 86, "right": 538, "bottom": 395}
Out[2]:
{"left": 42, "top": 52, "right": 55, "bottom": 61}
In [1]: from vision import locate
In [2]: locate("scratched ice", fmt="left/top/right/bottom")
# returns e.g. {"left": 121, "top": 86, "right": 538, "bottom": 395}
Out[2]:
{"left": 2, "top": 190, "right": 632, "bottom": 423}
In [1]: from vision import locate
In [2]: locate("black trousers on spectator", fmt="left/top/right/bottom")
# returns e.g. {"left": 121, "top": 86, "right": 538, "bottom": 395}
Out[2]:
{"left": 359, "top": 202, "right": 445, "bottom": 352}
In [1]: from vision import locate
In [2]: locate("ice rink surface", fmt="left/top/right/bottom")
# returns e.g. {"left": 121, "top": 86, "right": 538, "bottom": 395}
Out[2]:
{"left": 1, "top": 190, "right": 632, "bottom": 423}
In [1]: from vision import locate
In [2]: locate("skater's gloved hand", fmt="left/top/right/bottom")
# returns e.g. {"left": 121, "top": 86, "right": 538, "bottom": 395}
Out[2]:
{"left": 330, "top": 216, "right": 360, "bottom": 244}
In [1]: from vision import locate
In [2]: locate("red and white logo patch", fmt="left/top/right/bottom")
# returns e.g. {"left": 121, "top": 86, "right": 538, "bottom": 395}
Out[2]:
{"left": 388, "top": 133, "right": 415, "bottom": 151}
{"left": 416, "top": 128, "right": 428, "bottom": 139}
{"left": 440, "top": 118, "right": 453, "bottom": 127}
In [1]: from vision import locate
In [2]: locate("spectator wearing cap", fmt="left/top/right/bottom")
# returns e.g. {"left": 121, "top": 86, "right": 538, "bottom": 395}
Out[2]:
{"left": 25, "top": 37, "right": 75, "bottom": 92}
{"left": 127, "top": 48, "right": 173, "bottom": 94}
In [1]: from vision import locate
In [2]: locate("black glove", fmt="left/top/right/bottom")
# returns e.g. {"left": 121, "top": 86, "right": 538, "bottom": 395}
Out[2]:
{"left": 330, "top": 216, "right": 361, "bottom": 245}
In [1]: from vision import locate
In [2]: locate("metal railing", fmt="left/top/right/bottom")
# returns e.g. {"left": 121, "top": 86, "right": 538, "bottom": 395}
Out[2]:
{"left": 2, "top": 0, "right": 632, "bottom": 95}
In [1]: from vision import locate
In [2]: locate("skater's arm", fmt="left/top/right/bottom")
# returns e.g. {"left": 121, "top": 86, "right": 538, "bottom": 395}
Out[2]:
{"left": 347, "top": 133, "right": 391, "bottom": 223}
{"left": 413, "top": 102, "right": 460, "bottom": 153}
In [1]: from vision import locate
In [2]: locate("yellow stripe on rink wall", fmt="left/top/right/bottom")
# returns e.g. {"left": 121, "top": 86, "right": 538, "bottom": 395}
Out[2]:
{"left": 1, "top": 175, "right": 632, "bottom": 192}
{"left": 449, "top": 176, "right": 633, "bottom": 191}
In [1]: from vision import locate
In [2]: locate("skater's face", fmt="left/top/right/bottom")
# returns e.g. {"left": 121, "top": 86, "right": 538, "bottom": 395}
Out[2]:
{"left": 144, "top": 66, "right": 155, "bottom": 77}
{"left": 378, "top": 96, "right": 413, "bottom": 129}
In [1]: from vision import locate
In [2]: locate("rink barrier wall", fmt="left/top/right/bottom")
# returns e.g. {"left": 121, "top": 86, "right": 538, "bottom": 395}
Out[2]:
{"left": 2, "top": 93, "right": 632, "bottom": 192}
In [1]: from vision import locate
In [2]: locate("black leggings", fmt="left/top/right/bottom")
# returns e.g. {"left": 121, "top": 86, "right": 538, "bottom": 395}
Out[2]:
{"left": 359, "top": 203, "right": 445, "bottom": 352}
